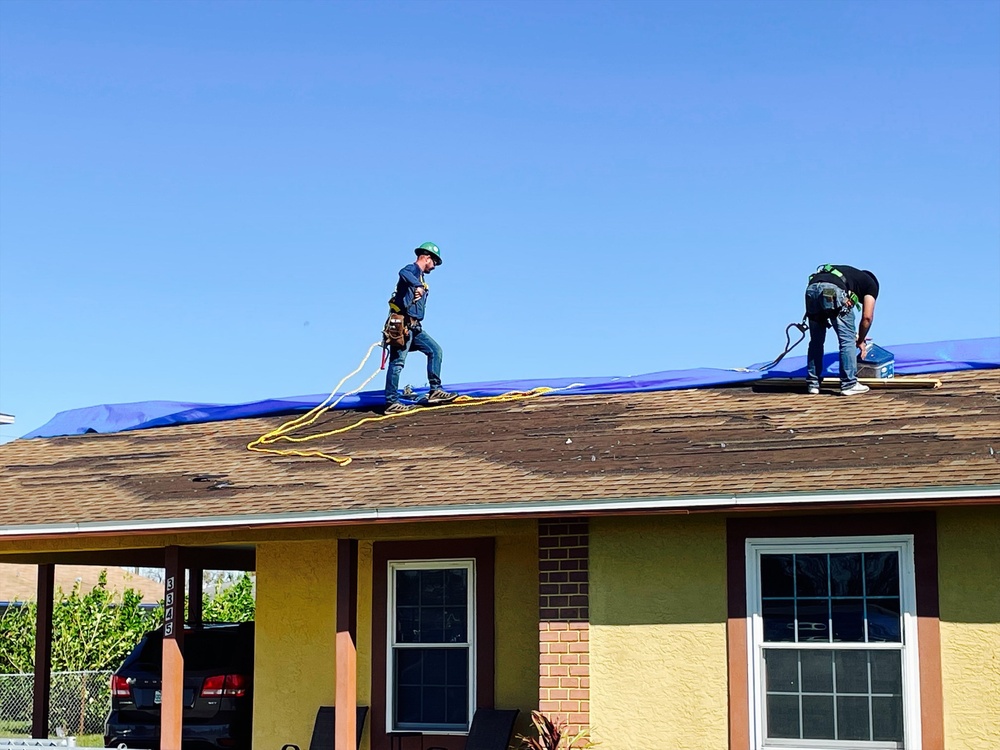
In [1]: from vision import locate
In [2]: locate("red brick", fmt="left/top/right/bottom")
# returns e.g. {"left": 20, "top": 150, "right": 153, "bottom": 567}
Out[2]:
{"left": 569, "top": 642, "right": 588, "bottom": 653}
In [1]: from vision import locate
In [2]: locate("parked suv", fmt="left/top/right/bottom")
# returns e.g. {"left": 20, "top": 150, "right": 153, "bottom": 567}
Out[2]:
{"left": 105, "top": 622, "right": 254, "bottom": 750}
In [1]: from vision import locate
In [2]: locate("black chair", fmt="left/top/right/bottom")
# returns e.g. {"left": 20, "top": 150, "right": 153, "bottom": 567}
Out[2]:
{"left": 427, "top": 708, "right": 520, "bottom": 750}
{"left": 282, "top": 706, "right": 369, "bottom": 750}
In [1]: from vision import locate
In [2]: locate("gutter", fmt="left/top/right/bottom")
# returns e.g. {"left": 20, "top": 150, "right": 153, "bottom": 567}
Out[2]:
{"left": 1, "top": 485, "right": 998, "bottom": 539}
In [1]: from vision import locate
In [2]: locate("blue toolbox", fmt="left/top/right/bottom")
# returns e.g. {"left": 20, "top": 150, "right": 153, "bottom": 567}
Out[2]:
{"left": 857, "top": 342, "right": 895, "bottom": 379}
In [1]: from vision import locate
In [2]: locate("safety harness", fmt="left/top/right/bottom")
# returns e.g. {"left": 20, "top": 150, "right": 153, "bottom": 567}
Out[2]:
{"left": 808, "top": 264, "right": 862, "bottom": 309}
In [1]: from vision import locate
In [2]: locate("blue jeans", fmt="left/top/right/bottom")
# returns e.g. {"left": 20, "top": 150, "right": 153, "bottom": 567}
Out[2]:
{"left": 805, "top": 282, "right": 858, "bottom": 389}
{"left": 384, "top": 328, "right": 443, "bottom": 404}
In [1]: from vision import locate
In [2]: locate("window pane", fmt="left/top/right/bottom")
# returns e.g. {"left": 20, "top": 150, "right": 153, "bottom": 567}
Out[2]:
{"left": 420, "top": 606, "right": 445, "bottom": 644}
{"left": 831, "top": 598, "right": 865, "bottom": 641}
{"left": 829, "top": 553, "right": 863, "bottom": 596}
{"left": 868, "top": 597, "right": 902, "bottom": 642}
{"left": 870, "top": 651, "right": 902, "bottom": 695}
{"left": 802, "top": 695, "right": 834, "bottom": 740}
{"left": 865, "top": 551, "right": 900, "bottom": 596}
{"left": 764, "top": 649, "right": 798, "bottom": 692}
{"left": 761, "top": 554, "right": 794, "bottom": 597}
{"left": 422, "top": 570, "right": 445, "bottom": 605}
{"left": 395, "top": 568, "right": 469, "bottom": 645}
{"left": 444, "top": 606, "right": 467, "bottom": 643}
{"left": 762, "top": 599, "right": 795, "bottom": 642}
{"left": 835, "top": 651, "right": 870, "bottom": 694}
{"left": 766, "top": 694, "right": 800, "bottom": 739}
{"left": 393, "top": 648, "right": 469, "bottom": 729}
{"left": 445, "top": 569, "right": 468, "bottom": 605}
{"left": 800, "top": 650, "right": 833, "bottom": 693}
{"left": 796, "top": 554, "right": 829, "bottom": 597}
{"left": 872, "top": 695, "right": 904, "bottom": 741}
{"left": 797, "top": 600, "right": 829, "bottom": 642}
{"left": 397, "top": 570, "right": 421, "bottom": 607}
{"left": 837, "top": 695, "right": 871, "bottom": 741}
{"left": 396, "top": 606, "right": 419, "bottom": 643}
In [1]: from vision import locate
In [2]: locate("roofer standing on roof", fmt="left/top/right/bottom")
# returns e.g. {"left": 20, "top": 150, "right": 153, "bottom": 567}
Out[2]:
{"left": 382, "top": 242, "right": 459, "bottom": 414}
{"left": 804, "top": 264, "right": 880, "bottom": 396}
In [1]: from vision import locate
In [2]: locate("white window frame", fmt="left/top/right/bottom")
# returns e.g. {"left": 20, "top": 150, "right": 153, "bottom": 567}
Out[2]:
{"left": 745, "top": 535, "right": 922, "bottom": 750}
{"left": 386, "top": 558, "right": 477, "bottom": 735}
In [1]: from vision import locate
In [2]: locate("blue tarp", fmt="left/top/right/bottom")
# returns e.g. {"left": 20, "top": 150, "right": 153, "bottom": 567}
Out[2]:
{"left": 23, "top": 336, "right": 999, "bottom": 439}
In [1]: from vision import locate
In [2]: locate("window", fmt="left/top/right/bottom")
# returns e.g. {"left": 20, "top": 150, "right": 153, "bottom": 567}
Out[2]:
{"left": 746, "top": 536, "right": 921, "bottom": 750}
{"left": 388, "top": 560, "right": 476, "bottom": 733}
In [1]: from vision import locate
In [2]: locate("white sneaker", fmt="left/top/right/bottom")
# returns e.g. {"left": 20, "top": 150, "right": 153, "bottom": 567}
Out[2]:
{"left": 841, "top": 383, "right": 870, "bottom": 396}
{"left": 806, "top": 385, "right": 820, "bottom": 395}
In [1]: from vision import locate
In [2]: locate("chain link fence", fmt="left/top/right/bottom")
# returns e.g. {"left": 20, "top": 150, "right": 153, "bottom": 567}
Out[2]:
{"left": 0, "top": 671, "right": 111, "bottom": 737}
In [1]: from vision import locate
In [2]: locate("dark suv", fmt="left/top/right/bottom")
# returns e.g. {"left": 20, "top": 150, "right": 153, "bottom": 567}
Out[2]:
{"left": 105, "top": 622, "right": 254, "bottom": 750}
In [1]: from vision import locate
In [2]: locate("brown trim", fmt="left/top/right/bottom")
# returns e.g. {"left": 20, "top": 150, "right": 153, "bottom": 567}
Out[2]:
{"left": 31, "top": 563, "right": 54, "bottom": 739}
{"left": 336, "top": 539, "right": 359, "bottom": 750}
{"left": 371, "top": 538, "right": 495, "bottom": 750}
{"left": 726, "top": 512, "right": 943, "bottom": 750}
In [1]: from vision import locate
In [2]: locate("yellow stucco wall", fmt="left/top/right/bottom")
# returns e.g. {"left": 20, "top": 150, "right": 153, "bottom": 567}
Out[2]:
{"left": 589, "top": 515, "right": 729, "bottom": 750}
{"left": 937, "top": 505, "right": 1000, "bottom": 750}
{"left": 250, "top": 520, "right": 539, "bottom": 750}
{"left": 253, "top": 540, "right": 338, "bottom": 746}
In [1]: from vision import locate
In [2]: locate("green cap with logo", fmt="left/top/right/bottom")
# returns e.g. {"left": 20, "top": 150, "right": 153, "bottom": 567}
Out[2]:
{"left": 414, "top": 242, "right": 443, "bottom": 266}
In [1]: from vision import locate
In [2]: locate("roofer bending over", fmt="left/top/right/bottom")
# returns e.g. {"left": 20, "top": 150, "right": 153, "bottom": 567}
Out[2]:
{"left": 804, "top": 264, "right": 880, "bottom": 396}
{"left": 382, "top": 242, "right": 458, "bottom": 414}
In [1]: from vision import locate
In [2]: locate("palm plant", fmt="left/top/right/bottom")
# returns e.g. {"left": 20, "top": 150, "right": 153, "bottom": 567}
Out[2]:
{"left": 517, "top": 710, "right": 594, "bottom": 750}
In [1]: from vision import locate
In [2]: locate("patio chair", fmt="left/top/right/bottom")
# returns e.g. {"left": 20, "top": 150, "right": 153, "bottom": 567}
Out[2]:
{"left": 427, "top": 708, "right": 520, "bottom": 750}
{"left": 281, "top": 705, "right": 369, "bottom": 750}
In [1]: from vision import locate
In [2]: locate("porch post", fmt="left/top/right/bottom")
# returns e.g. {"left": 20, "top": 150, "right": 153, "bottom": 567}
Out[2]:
{"left": 31, "top": 563, "right": 54, "bottom": 738}
{"left": 335, "top": 539, "right": 359, "bottom": 750}
{"left": 161, "top": 546, "right": 185, "bottom": 750}
{"left": 188, "top": 568, "right": 203, "bottom": 625}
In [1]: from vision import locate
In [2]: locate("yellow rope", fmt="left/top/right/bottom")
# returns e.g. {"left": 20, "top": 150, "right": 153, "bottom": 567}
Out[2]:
{"left": 248, "top": 342, "right": 575, "bottom": 465}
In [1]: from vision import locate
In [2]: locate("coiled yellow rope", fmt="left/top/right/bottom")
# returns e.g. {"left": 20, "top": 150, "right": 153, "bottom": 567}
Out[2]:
{"left": 248, "top": 341, "right": 573, "bottom": 465}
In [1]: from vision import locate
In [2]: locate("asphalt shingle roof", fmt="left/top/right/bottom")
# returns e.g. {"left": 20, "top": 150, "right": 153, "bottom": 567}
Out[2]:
{"left": 1, "top": 369, "right": 997, "bottom": 534}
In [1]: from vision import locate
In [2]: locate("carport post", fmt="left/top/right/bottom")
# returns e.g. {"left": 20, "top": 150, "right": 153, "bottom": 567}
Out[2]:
{"left": 161, "top": 546, "right": 185, "bottom": 750}
{"left": 335, "top": 539, "right": 358, "bottom": 750}
{"left": 31, "top": 563, "right": 54, "bottom": 738}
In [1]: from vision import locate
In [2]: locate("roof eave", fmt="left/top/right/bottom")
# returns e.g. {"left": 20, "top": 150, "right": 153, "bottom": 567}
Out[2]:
{"left": 1, "top": 484, "right": 998, "bottom": 542}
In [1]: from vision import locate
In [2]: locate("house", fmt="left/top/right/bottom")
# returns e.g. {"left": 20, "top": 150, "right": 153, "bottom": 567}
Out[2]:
{"left": 0, "top": 355, "right": 997, "bottom": 750}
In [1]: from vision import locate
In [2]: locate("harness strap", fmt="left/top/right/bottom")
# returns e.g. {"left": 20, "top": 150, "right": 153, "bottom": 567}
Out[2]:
{"left": 809, "top": 264, "right": 861, "bottom": 308}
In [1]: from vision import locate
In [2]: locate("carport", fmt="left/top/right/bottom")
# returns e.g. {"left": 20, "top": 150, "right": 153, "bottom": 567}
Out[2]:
{"left": 1, "top": 545, "right": 255, "bottom": 749}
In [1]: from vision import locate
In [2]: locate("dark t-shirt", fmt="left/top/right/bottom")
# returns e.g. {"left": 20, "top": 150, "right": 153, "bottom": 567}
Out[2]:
{"left": 810, "top": 265, "right": 879, "bottom": 300}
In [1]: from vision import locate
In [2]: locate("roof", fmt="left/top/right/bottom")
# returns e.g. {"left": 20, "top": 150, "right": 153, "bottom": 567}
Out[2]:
{"left": 0, "top": 563, "right": 162, "bottom": 603}
{"left": 1, "top": 369, "right": 998, "bottom": 538}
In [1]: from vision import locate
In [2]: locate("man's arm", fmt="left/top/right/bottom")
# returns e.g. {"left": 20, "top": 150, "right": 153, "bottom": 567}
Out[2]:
{"left": 857, "top": 295, "right": 876, "bottom": 357}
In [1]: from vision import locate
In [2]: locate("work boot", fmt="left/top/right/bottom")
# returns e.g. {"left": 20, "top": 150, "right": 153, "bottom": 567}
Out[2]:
{"left": 426, "top": 388, "right": 458, "bottom": 405}
{"left": 840, "top": 383, "right": 870, "bottom": 396}
{"left": 384, "top": 402, "right": 416, "bottom": 414}
{"left": 806, "top": 385, "right": 820, "bottom": 395}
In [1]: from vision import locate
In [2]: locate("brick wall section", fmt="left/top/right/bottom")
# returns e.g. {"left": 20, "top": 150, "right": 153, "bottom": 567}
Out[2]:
{"left": 538, "top": 519, "right": 590, "bottom": 742}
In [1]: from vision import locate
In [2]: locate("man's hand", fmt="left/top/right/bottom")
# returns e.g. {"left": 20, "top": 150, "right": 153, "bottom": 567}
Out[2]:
{"left": 413, "top": 287, "right": 425, "bottom": 301}
{"left": 858, "top": 339, "right": 868, "bottom": 360}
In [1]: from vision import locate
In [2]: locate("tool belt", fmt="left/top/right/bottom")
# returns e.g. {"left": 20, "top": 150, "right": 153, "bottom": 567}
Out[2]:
{"left": 383, "top": 311, "right": 409, "bottom": 349}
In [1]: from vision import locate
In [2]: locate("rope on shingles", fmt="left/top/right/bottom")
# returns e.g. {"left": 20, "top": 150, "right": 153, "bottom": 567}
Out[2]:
{"left": 248, "top": 341, "right": 580, "bottom": 465}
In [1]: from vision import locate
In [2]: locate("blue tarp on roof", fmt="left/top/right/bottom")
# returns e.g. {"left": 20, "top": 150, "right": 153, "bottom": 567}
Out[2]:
{"left": 23, "top": 337, "right": 999, "bottom": 439}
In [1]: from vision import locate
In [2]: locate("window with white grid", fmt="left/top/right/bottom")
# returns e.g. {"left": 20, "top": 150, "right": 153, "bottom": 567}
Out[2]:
{"left": 746, "top": 536, "right": 921, "bottom": 750}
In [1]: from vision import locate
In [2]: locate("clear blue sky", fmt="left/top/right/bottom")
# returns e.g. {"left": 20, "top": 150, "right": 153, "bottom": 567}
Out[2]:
{"left": 1, "top": 0, "right": 998, "bottom": 441}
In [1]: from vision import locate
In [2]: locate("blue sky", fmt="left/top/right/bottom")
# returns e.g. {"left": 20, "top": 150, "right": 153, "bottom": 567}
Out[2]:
{"left": 1, "top": 0, "right": 998, "bottom": 441}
